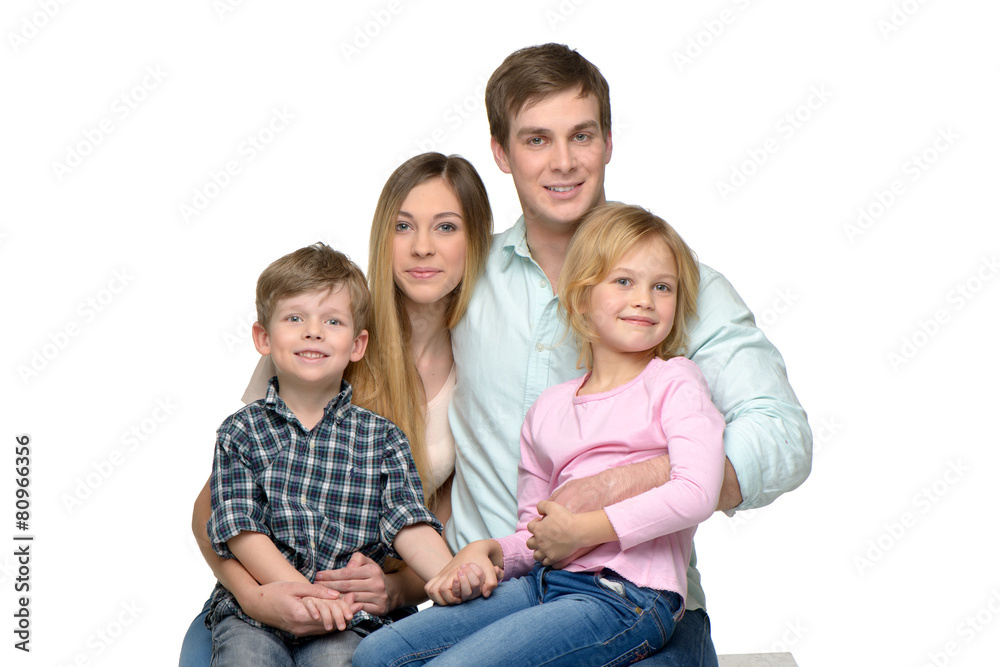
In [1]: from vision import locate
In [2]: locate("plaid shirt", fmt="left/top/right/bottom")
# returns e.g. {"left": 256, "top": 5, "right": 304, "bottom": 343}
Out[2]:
{"left": 206, "top": 378, "right": 440, "bottom": 637}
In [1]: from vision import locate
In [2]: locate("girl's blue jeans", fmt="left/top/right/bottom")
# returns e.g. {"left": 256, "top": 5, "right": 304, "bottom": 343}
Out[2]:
{"left": 353, "top": 564, "right": 683, "bottom": 667}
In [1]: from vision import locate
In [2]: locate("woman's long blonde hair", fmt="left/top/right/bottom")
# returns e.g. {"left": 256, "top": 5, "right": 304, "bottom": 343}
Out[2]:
{"left": 347, "top": 153, "right": 492, "bottom": 510}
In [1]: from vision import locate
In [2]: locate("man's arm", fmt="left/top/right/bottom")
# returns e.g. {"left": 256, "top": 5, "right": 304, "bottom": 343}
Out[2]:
{"left": 548, "top": 267, "right": 810, "bottom": 514}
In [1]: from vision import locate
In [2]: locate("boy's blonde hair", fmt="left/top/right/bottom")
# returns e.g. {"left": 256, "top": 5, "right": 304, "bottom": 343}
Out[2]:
{"left": 256, "top": 243, "right": 371, "bottom": 336}
{"left": 558, "top": 204, "right": 700, "bottom": 370}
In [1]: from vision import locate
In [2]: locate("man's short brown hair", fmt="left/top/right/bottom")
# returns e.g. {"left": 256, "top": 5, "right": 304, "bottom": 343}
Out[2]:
{"left": 255, "top": 243, "right": 370, "bottom": 336}
{"left": 485, "top": 43, "right": 611, "bottom": 152}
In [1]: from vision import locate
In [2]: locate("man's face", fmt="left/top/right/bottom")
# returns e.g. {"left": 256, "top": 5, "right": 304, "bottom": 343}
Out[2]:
{"left": 492, "top": 87, "right": 612, "bottom": 233}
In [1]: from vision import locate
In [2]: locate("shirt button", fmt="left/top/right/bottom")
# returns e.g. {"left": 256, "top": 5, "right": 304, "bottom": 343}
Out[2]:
{"left": 535, "top": 343, "right": 544, "bottom": 352}
{"left": 309, "top": 440, "right": 314, "bottom": 449}
{"left": 310, "top": 540, "right": 316, "bottom": 550}
{"left": 539, "top": 279, "right": 547, "bottom": 288}
{"left": 300, "top": 494, "right": 307, "bottom": 504}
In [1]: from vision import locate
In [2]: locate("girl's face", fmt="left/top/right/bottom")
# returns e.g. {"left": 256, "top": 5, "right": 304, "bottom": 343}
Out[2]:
{"left": 392, "top": 177, "right": 468, "bottom": 310}
{"left": 586, "top": 237, "right": 678, "bottom": 360}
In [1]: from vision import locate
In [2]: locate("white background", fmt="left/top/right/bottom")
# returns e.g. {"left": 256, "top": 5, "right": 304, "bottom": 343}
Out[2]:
{"left": 2, "top": 1, "right": 998, "bottom": 665}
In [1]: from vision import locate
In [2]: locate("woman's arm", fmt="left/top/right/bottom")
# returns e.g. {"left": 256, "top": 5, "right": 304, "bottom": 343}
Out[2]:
{"left": 191, "top": 477, "right": 337, "bottom": 635}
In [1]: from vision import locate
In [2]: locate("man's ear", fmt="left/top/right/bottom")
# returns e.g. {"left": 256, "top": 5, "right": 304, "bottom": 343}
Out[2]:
{"left": 350, "top": 329, "right": 369, "bottom": 362}
{"left": 491, "top": 136, "right": 512, "bottom": 174}
{"left": 251, "top": 321, "right": 271, "bottom": 356}
{"left": 604, "top": 129, "right": 613, "bottom": 165}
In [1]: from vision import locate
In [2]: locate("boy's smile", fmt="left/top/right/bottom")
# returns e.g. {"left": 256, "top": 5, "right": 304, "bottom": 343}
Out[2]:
{"left": 252, "top": 287, "right": 368, "bottom": 397}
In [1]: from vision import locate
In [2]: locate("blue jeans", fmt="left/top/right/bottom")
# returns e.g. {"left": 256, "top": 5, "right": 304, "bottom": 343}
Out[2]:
{"left": 354, "top": 565, "right": 682, "bottom": 666}
{"left": 210, "top": 615, "right": 360, "bottom": 667}
{"left": 179, "top": 598, "right": 212, "bottom": 667}
{"left": 640, "top": 608, "right": 717, "bottom": 666}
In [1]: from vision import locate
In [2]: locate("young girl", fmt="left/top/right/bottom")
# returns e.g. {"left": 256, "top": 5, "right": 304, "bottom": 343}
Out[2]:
{"left": 353, "top": 203, "right": 727, "bottom": 666}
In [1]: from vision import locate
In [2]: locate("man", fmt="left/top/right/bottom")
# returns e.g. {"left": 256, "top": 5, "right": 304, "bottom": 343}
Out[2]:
{"left": 447, "top": 43, "right": 812, "bottom": 665}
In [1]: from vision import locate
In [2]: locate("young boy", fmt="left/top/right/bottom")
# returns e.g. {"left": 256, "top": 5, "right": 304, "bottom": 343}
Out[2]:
{"left": 206, "top": 243, "right": 453, "bottom": 666}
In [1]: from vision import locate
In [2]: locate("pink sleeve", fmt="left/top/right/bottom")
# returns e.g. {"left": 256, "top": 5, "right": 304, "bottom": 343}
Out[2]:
{"left": 494, "top": 405, "right": 551, "bottom": 579}
{"left": 603, "top": 359, "right": 726, "bottom": 550}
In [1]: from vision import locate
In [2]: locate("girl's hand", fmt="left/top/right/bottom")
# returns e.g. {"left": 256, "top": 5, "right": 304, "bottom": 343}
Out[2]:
{"left": 425, "top": 540, "right": 502, "bottom": 606}
{"left": 527, "top": 500, "right": 615, "bottom": 567}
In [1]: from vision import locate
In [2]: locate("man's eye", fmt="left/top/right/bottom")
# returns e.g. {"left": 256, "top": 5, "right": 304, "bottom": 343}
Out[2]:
{"left": 528, "top": 137, "right": 544, "bottom": 146}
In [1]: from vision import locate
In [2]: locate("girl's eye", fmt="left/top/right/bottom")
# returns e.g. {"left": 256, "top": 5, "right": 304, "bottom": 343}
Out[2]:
{"left": 654, "top": 284, "right": 672, "bottom": 293}
{"left": 615, "top": 278, "right": 631, "bottom": 287}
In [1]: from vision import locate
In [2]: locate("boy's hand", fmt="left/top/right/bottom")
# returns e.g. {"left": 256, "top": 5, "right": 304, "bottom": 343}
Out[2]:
{"left": 425, "top": 540, "right": 502, "bottom": 606}
{"left": 301, "top": 592, "right": 362, "bottom": 632}
{"left": 315, "top": 552, "right": 390, "bottom": 615}
{"left": 238, "top": 581, "right": 341, "bottom": 637}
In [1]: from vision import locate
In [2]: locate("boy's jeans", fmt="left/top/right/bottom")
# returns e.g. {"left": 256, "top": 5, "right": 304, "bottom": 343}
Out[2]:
{"left": 354, "top": 564, "right": 682, "bottom": 666}
{"left": 210, "top": 615, "right": 360, "bottom": 667}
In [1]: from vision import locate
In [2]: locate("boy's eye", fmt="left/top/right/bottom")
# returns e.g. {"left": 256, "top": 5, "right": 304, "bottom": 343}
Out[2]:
{"left": 287, "top": 315, "right": 301, "bottom": 323}
{"left": 325, "top": 319, "right": 341, "bottom": 326}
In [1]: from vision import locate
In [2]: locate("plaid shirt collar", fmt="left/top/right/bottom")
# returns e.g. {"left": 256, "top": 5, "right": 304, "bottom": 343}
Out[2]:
{"left": 261, "top": 376, "right": 355, "bottom": 429}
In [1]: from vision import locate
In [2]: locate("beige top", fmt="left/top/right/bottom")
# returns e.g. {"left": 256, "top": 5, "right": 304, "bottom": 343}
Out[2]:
{"left": 241, "top": 356, "right": 456, "bottom": 493}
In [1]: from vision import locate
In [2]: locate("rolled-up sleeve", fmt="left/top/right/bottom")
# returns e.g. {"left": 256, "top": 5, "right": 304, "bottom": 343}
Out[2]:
{"left": 208, "top": 420, "right": 269, "bottom": 559}
{"left": 378, "top": 424, "right": 443, "bottom": 556}
{"left": 690, "top": 265, "right": 812, "bottom": 511}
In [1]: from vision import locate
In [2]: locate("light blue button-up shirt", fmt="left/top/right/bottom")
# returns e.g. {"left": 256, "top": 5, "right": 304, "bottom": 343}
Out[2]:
{"left": 447, "top": 216, "right": 812, "bottom": 610}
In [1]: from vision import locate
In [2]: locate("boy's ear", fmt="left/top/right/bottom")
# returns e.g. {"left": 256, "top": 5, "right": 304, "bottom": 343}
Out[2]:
{"left": 350, "top": 329, "right": 369, "bottom": 363}
{"left": 491, "top": 136, "right": 512, "bottom": 174}
{"left": 251, "top": 322, "right": 271, "bottom": 356}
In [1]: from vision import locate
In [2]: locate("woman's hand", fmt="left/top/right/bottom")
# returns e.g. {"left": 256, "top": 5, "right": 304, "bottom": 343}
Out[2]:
{"left": 237, "top": 581, "right": 342, "bottom": 636}
{"left": 314, "top": 552, "right": 390, "bottom": 616}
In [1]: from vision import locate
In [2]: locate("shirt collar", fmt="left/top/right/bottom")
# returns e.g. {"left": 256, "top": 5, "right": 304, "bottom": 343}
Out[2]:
{"left": 262, "top": 376, "right": 354, "bottom": 428}
{"left": 499, "top": 215, "right": 532, "bottom": 270}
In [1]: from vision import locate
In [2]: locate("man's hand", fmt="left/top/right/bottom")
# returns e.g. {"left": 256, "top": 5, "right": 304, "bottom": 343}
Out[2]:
{"left": 314, "top": 552, "right": 390, "bottom": 616}
{"left": 301, "top": 593, "right": 362, "bottom": 632}
{"left": 716, "top": 456, "right": 744, "bottom": 512}
{"left": 237, "top": 581, "right": 342, "bottom": 637}
{"left": 548, "top": 454, "right": 671, "bottom": 513}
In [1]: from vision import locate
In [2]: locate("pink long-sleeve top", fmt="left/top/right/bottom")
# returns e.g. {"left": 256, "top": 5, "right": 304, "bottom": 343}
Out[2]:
{"left": 494, "top": 356, "right": 726, "bottom": 599}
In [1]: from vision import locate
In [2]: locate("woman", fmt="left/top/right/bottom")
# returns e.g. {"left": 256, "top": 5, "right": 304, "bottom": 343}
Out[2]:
{"left": 179, "top": 152, "right": 492, "bottom": 665}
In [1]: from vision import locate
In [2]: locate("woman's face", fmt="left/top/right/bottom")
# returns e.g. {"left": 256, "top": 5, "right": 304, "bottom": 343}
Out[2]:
{"left": 392, "top": 177, "right": 468, "bottom": 310}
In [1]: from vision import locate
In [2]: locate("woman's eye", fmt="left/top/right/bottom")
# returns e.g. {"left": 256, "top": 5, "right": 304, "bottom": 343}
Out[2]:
{"left": 438, "top": 223, "right": 456, "bottom": 232}
{"left": 395, "top": 222, "right": 410, "bottom": 232}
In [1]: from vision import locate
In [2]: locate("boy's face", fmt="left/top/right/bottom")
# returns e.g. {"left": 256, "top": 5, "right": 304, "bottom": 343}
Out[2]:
{"left": 252, "top": 287, "right": 368, "bottom": 392}
{"left": 491, "top": 87, "right": 612, "bottom": 234}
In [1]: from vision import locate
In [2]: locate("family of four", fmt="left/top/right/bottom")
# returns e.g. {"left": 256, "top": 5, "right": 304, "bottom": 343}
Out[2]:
{"left": 180, "top": 43, "right": 811, "bottom": 666}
